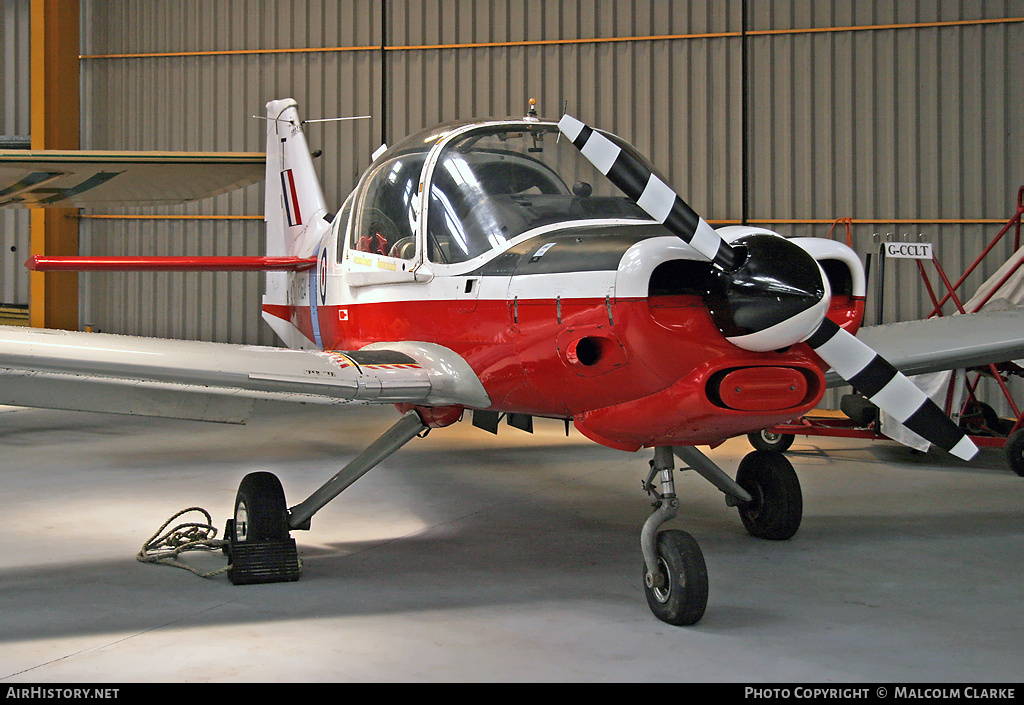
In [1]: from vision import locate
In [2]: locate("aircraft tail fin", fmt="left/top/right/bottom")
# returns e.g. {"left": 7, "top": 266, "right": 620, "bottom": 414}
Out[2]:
{"left": 264, "top": 99, "right": 330, "bottom": 258}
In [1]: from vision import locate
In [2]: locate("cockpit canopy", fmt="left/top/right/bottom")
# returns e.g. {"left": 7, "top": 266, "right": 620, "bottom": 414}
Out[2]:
{"left": 348, "top": 121, "right": 650, "bottom": 266}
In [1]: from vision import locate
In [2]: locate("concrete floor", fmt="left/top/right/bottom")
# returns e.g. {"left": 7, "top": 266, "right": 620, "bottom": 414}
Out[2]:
{"left": 1, "top": 401, "right": 1021, "bottom": 683}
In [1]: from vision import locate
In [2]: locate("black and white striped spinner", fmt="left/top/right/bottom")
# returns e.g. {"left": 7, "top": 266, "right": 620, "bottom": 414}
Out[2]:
{"left": 806, "top": 319, "right": 977, "bottom": 460}
{"left": 558, "top": 115, "right": 739, "bottom": 271}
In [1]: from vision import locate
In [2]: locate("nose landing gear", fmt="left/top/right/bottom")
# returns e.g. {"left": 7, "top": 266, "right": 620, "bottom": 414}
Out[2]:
{"left": 639, "top": 445, "right": 803, "bottom": 626}
{"left": 640, "top": 447, "right": 708, "bottom": 626}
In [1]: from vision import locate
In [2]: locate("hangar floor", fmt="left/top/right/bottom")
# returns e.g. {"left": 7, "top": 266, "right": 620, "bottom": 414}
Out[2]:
{"left": 1, "top": 401, "right": 1021, "bottom": 683}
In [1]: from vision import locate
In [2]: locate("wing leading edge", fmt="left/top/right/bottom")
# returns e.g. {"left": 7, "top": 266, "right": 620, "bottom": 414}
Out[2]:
{"left": 0, "top": 326, "right": 489, "bottom": 423}
{"left": 825, "top": 308, "right": 1024, "bottom": 388}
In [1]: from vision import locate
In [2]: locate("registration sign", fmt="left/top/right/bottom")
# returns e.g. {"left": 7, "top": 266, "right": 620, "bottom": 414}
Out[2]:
{"left": 884, "top": 242, "right": 933, "bottom": 260}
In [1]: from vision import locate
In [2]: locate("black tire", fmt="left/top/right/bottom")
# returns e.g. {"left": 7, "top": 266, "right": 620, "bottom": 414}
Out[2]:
{"left": 1005, "top": 429, "right": 1024, "bottom": 477}
{"left": 840, "top": 393, "right": 878, "bottom": 426}
{"left": 961, "top": 401, "right": 1001, "bottom": 436}
{"left": 735, "top": 450, "right": 802, "bottom": 540}
{"left": 233, "top": 472, "right": 289, "bottom": 542}
{"left": 643, "top": 530, "right": 708, "bottom": 626}
{"left": 747, "top": 429, "right": 795, "bottom": 453}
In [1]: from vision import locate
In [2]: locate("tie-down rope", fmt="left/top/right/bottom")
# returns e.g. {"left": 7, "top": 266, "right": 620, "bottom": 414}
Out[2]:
{"left": 136, "top": 507, "right": 230, "bottom": 578}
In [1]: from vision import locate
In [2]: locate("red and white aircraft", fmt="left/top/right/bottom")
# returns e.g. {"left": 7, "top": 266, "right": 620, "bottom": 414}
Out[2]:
{"left": 3, "top": 99, "right": 1023, "bottom": 625}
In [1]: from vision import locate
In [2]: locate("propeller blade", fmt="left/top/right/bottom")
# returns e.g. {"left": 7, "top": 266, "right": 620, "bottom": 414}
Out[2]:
{"left": 806, "top": 318, "right": 977, "bottom": 460}
{"left": 558, "top": 114, "right": 740, "bottom": 271}
{"left": 559, "top": 116, "right": 973, "bottom": 459}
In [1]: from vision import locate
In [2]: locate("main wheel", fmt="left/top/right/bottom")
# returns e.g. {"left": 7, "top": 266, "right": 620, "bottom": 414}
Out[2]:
{"left": 747, "top": 429, "right": 795, "bottom": 452}
{"left": 233, "top": 471, "right": 289, "bottom": 543}
{"left": 643, "top": 529, "right": 708, "bottom": 626}
{"left": 1005, "top": 429, "right": 1024, "bottom": 477}
{"left": 840, "top": 393, "right": 878, "bottom": 426}
{"left": 735, "top": 450, "right": 802, "bottom": 540}
{"left": 962, "top": 400, "right": 1001, "bottom": 436}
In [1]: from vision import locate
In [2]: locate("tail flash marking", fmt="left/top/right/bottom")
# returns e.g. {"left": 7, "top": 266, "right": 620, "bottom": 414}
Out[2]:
{"left": 281, "top": 169, "right": 302, "bottom": 227}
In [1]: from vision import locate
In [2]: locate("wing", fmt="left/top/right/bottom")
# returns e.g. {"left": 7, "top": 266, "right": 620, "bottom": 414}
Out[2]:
{"left": 0, "top": 150, "right": 264, "bottom": 208}
{"left": 0, "top": 326, "right": 490, "bottom": 422}
{"left": 825, "top": 308, "right": 1024, "bottom": 387}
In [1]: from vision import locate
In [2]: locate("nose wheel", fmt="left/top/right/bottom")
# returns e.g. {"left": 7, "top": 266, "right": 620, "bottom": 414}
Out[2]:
{"left": 643, "top": 529, "right": 708, "bottom": 626}
{"left": 640, "top": 447, "right": 709, "bottom": 625}
{"left": 638, "top": 446, "right": 803, "bottom": 626}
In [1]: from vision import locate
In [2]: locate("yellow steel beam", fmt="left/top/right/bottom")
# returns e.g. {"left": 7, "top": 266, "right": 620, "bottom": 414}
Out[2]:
{"left": 30, "top": 0, "right": 80, "bottom": 330}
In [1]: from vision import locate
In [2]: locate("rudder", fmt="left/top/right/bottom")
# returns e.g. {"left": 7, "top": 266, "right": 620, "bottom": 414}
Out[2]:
{"left": 262, "top": 99, "right": 331, "bottom": 349}
{"left": 264, "top": 98, "right": 330, "bottom": 259}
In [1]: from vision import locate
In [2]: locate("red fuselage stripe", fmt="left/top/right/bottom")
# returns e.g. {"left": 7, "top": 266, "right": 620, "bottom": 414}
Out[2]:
{"left": 262, "top": 294, "right": 850, "bottom": 447}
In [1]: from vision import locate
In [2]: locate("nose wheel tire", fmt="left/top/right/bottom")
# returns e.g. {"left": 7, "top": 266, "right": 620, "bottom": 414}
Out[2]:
{"left": 735, "top": 450, "right": 802, "bottom": 540}
{"left": 747, "top": 429, "right": 795, "bottom": 453}
{"left": 233, "top": 471, "right": 290, "bottom": 543}
{"left": 643, "top": 529, "right": 708, "bottom": 626}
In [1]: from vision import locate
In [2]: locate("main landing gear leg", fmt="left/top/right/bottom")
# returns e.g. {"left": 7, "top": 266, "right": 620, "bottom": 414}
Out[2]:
{"left": 226, "top": 410, "right": 428, "bottom": 585}
{"left": 640, "top": 447, "right": 708, "bottom": 626}
{"left": 676, "top": 445, "right": 802, "bottom": 540}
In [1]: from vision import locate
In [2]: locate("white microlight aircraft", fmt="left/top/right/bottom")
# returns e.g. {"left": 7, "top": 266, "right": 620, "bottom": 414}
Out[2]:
{"left": 2, "top": 99, "right": 1023, "bottom": 625}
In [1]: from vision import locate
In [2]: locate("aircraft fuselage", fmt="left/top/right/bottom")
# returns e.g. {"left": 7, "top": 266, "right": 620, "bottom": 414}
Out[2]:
{"left": 261, "top": 116, "right": 865, "bottom": 451}
{"left": 265, "top": 220, "right": 863, "bottom": 450}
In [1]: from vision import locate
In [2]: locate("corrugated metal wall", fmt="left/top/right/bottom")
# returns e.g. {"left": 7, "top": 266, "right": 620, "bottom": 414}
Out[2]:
{"left": 748, "top": 1, "right": 1023, "bottom": 320}
{"left": 385, "top": 1, "right": 742, "bottom": 217}
{"left": 9, "top": 0, "right": 1024, "bottom": 410}
{"left": 742, "top": 0, "right": 1024, "bottom": 410}
{"left": 1, "top": 0, "right": 31, "bottom": 306}
{"left": 77, "top": 0, "right": 383, "bottom": 345}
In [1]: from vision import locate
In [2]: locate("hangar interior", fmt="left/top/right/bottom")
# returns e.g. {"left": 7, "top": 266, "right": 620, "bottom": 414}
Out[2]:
{"left": 1, "top": 0, "right": 1023, "bottom": 682}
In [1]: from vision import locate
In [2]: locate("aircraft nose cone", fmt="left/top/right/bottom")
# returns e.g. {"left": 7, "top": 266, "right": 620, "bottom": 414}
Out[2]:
{"left": 705, "top": 234, "right": 829, "bottom": 352}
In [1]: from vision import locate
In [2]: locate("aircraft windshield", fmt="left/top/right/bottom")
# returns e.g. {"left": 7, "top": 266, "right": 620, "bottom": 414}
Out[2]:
{"left": 426, "top": 124, "right": 648, "bottom": 264}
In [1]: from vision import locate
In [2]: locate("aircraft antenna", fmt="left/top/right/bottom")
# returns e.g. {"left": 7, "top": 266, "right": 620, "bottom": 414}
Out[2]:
{"left": 253, "top": 115, "right": 371, "bottom": 124}
{"left": 302, "top": 115, "right": 372, "bottom": 124}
